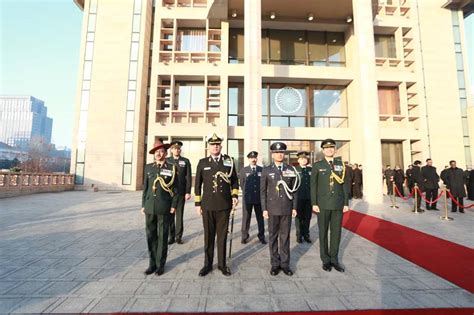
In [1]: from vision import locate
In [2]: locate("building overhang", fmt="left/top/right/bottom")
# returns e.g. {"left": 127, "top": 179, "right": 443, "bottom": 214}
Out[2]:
{"left": 73, "top": 0, "right": 84, "bottom": 11}
{"left": 442, "top": 0, "right": 474, "bottom": 17}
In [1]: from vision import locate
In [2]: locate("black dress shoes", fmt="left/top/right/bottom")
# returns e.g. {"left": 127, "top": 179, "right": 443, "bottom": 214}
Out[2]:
{"left": 432, "top": 208, "right": 439, "bottom": 211}
{"left": 241, "top": 238, "right": 249, "bottom": 244}
{"left": 144, "top": 266, "right": 157, "bottom": 275}
{"left": 199, "top": 266, "right": 212, "bottom": 277}
{"left": 218, "top": 266, "right": 231, "bottom": 276}
{"left": 270, "top": 266, "right": 280, "bottom": 276}
{"left": 322, "top": 263, "right": 332, "bottom": 272}
{"left": 296, "top": 237, "right": 303, "bottom": 244}
{"left": 176, "top": 238, "right": 183, "bottom": 244}
{"left": 259, "top": 238, "right": 267, "bottom": 244}
{"left": 281, "top": 267, "right": 293, "bottom": 276}
{"left": 303, "top": 236, "right": 312, "bottom": 243}
{"left": 168, "top": 238, "right": 175, "bottom": 245}
{"left": 155, "top": 266, "right": 165, "bottom": 276}
{"left": 331, "top": 262, "right": 345, "bottom": 273}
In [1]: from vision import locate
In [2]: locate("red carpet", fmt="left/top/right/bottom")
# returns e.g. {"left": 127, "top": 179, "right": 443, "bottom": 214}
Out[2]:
{"left": 342, "top": 210, "right": 474, "bottom": 293}
{"left": 115, "top": 309, "right": 473, "bottom": 314}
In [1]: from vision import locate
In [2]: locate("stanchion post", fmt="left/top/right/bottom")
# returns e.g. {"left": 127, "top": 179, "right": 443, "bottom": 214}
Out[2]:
{"left": 390, "top": 182, "right": 399, "bottom": 208}
{"left": 414, "top": 183, "right": 419, "bottom": 214}
{"left": 440, "top": 185, "right": 453, "bottom": 221}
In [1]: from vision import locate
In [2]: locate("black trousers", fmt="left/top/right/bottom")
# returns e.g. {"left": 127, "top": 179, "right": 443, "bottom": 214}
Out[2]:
{"left": 268, "top": 215, "right": 291, "bottom": 268}
{"left": 395, "top": 182, "right": 404, "bottom": 197}
{"left": 295, "top": 199, "right": 312, "bottom": 238}
{"left": 241, "top": 203, "right": 265, "bottom": 241}
{"left": 414, "top": 188, "right": 422, "bottom": 210}
{"left": 425, "top": 188, "right": 438, "bottom": 209}
{"left": 352, "top": 183, "right": 362, "bottom": 198}
{"left": 386, "top": 181, "right": 394, "bottom": 195}
{"left": 146, "top": 213, "right": 172, "bottom": 269}
{"left": 451, "top": 197, "right": 464, "bottom": 212}
{"left": 169, "top": 194, "right": 185, "bottom": 241}
{"left": 202, "top": 209, "right": 230, "bottom": 269}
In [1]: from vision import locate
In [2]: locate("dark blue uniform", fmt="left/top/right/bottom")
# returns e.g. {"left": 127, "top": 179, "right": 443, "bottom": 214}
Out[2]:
{"left": 295, "top": 165, "right": 312, "bottom": 241}
{"left": 239, "top": 165, "right": 265, "bottom": 242}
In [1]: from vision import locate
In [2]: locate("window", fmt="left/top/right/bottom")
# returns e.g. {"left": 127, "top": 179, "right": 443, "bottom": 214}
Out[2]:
{"left": 269, "top": 85, "right": 306, "bottom": 127}
{"left": 228, "top": 84, "right": 244, "bottom": 126}
{"left": 227, "top": 139, "right": 244, "bottom": 171}
{"left": 374, "top": 35, "right": 396, "bottom": 58}
{"left": 229, "top": 28, "right": 244, "bottom": 63}
{"left": 175, "top": 82, "right": 205, "bottom": 111}
{"left": 313, "top": 86, "right": 348, "bottom": 127}
{"left": 176, "top": 29, "right": 206, "bottom": 51}
{"left": 261, "top": 30, "right": 346, "bottom": 66}
{"left": 378, "top": 86, "right": 400, "bottom": 115}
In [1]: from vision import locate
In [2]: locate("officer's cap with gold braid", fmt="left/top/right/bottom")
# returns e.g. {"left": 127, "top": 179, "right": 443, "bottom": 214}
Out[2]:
{"left": 247, "top": 151, "right": 258, "bottom": 158}
{"left": 321, "top": 138, "right": 336, "bottom": 149}
{"left": 270, "top": 142, "right": 287, "bottom": 153}
{"left": 297, "top": 151, "right": 310, "bottom": 158}
{"left": 207, "top": 132, "right": 223, "bottom": 145}
{"left": 170, "top": 140, "right": 183, "bottom": 148}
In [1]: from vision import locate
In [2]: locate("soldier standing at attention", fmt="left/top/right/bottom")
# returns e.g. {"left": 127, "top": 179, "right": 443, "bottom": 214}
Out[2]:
{"left": 295, "top": 151, "right": 312, "bottom": 244}
{"left": 194, "top": 133, "right": 239, "bottom": 277}
{"left": 311, "top": 139, "right": 350, "bottom": 273}
{"left": 166, "top": 141, "right": 192, "bottom": 244}
{"left": 141, "top": 139, "right": 178, "bottom": 276}
{"left": 239, "top": 151, "right": 266, "bottom": 244}
{"left": 261, "top": 142, "right": 299, "bottom": 276}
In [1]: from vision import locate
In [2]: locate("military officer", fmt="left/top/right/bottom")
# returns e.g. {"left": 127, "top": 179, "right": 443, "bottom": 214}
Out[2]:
{"left": 311, "top": 139, "right": 350, "bottom": 273}
{"left": 239, "top": 151, "right": 266, "bottom": 244}
{"left": 261, "top": 142, "right": 299, "bottom": 276}
{"left": 194, "top": 133, "right": 239, "bottom": 277}
{"left": 295, "top": 151, "right": 312, "bottom": 244}
{"left": 166, "top": 140, "right": 192, "bottom": 244}
{"left": 141, "top": 139, "right": 178, "bottom": 276}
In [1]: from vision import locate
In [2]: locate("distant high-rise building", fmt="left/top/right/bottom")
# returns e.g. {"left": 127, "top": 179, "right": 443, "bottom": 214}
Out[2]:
{"left": 0, "top": 96, "right": 53, "bottom": 148}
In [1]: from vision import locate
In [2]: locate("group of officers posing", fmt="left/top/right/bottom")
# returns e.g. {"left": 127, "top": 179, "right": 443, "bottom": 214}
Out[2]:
{"left": 140, "top": 134, "right": 349, "bottom": 277}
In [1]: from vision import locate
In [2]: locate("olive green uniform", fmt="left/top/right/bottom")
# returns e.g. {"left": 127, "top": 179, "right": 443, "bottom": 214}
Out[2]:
{"left": 142, "top": 161, "right": 179, "bottom": 270}
{"left": 310, "top": 157, "right": 350, "bottom": 265}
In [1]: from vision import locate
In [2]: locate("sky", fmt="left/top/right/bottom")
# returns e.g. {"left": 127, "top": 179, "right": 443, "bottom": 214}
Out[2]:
{"left": 0, "top": 0, "right": 473, "bottom": 148}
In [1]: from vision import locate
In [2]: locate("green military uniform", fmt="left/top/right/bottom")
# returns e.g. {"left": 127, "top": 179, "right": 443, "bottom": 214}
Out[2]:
{"left": 311, "top": 155, "right": 349, "bottom": 266}
{"left": 295, "top": 164, "right": 312, "bottom": 242}
{"left": 142, "top": 160, "right": 178, "bottom": 272}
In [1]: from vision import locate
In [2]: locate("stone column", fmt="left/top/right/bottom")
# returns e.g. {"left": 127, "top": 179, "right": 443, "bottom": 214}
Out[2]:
{"left": 244, "top": 0, "right": 262, "bottom": 159}
{"left": 352, "top": 0, "right": 383, "bottom": 204}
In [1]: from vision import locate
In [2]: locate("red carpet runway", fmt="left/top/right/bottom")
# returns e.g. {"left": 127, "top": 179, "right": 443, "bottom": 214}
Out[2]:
{"left": 342, "top": 210, "right": 474, "bottom": 293}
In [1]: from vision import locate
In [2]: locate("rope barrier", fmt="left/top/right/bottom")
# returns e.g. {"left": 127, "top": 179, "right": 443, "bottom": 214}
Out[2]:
{"left": 446, "top": 190, "right": 474, "bottom": 209}
{"left": 415, "top": 187, "right": 445, "bottom": 205}
{"left": 394, "top": 185, "right": 414, "bottom": 201}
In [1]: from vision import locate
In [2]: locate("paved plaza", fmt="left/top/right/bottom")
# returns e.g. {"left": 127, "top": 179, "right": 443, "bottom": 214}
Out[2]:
{"left": 0, "top": 191, "right": 473, "bottom": 313}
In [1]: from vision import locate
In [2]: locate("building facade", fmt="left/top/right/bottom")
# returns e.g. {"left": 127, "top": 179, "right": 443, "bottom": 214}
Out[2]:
{"left": 0, "top": 96, "right": 53, "bottom": 149}
{"left": 71, "top": 0, "right": 473, "bottom": 204}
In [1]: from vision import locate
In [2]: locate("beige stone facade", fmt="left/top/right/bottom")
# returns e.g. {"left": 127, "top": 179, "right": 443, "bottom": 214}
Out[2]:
{"left": 71, "top": 0, "right": 473, "bottom": 204}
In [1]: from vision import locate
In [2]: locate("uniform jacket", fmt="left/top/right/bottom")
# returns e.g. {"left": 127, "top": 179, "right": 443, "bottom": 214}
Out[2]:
{"left": 421, "top": 165, "right": 440, "bottom": 190}
{"left": 239, "top": 165, "right": 263, "bottom": 204}
{"left": 311, "top": 157, "right": 350, "bottom": 210}
{"left": 142, "top": 161, "right": 179, "bottom": 215}
{"left": 411, "top": 165, "right": 425, "bottom": 191}
{"left": 194, "top": 154, "right": 239, "bottom": 211}
{"left": 166, "top": 156, "right": 192, "bottom": 195}
{"left": 260, "top": 163, "right": 298, "bottom": 215}
{"left": 295, "top": 165, "right": 311, "bottom": 200}
{"left": 353, "top": 168, "right": 363, "bottom": 184}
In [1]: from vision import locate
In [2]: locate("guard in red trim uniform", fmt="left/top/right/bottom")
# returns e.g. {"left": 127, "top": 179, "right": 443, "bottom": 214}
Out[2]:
{"left": 194, "top": 133, "right": 239, "bottom": 277}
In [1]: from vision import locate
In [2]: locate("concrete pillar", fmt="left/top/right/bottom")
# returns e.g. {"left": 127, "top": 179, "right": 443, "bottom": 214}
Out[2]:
{"left": 244, "top": 0, "right": 262, "bottom": 159}
{"left": 352, "top": 0, "right": 383, "bottom": 204}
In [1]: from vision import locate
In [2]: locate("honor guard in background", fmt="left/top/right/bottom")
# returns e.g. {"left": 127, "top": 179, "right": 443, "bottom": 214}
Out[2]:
{"left": 442, "top": 160, "right": 467, "bottom": 213}
{"left": 411, "top": 160, "right": 425, "bottom": 212}
{"left": 239, "top": 151, "right": 266, "bottom": 244}
{"left": 261, "top": 142, "right": 300, "bottom": 276}
{"left": 141, "top": 139, "right": 178, "bottom": 276}
{"left": 166, "top": 141, "right": 192, "bottom": 244}
{"left": 384, "top": 165, "right": 394, "bottom": 195}
{"left": 295, "top": 151, "right": 312, "bottom": 244}
{"left": 194, "top": 133, "right": 239, "bottom": 277}
{"left": 311, "top": 139, "right": 350, "bottom": 273}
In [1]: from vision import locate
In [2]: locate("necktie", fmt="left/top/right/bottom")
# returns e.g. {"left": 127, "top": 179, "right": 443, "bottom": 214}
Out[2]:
{"left": 252, "top": 167, "right": 256, "bottom": 173}
{"left": 329, "top": 160, "right": 334, "bottom": 171}
{"left": 214, "top": 157, "right": 219, "bottom": 164}
{"left": 278, "top": 165, "right": 282, "bottom": 173}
